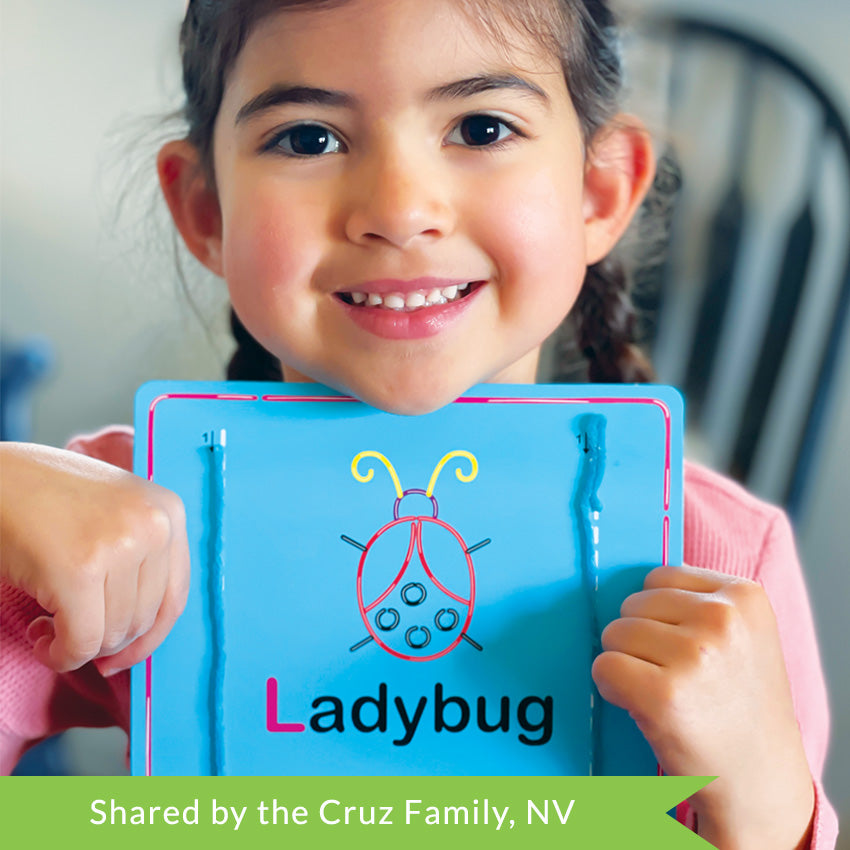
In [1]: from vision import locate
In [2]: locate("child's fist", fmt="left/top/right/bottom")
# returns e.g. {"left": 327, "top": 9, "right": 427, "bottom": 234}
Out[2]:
{"left": 592, "top": 564, "right": 814, "bottom": 849}
{"left": 0, "top": 442, "right": 190, "bottom": 676}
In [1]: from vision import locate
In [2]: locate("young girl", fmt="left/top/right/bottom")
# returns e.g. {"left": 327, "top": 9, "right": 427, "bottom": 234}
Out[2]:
{"left": 0, "top": 0, "right": 838, "bottom": 845}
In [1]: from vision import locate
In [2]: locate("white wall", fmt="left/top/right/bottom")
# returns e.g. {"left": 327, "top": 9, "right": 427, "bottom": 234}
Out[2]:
{"left": 1, "top": 0, "right": 232, "bottom": 449}
{"left": 2, "top": 0, "right": 848, "bottom": 836}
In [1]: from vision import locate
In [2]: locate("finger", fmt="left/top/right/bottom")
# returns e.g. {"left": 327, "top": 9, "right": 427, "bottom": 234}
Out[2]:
{"left": 96, "top": 531, "right": 190, "bottom": 675}
{"left": 30, "top": 634, "right": 54, "bottom": 665}
{"left": 41, "top": 589, "right": 106, "bottom": 672}
{"left": 95, "top": 578, "right": 185, "bottom": 675}
{"left": 600, "top": 616, "right": 681, "bottom": 666}
{"left": 643, "top": 564, "right": 738, "bottom": 593}
{"left": 99, "top": 557, "right": 141, "bottom": 655}
{"left": 96, "top": 489, "right": 189, "bottom": 672}
{"left": 621, "top": 587, "right": 710, "bottom": 623}
{"left": 591, "top": 650, "right": 666, "bottom": 725}
{"left": 126, "top": 551, "right": 171, "bottom": 644}
{"left": 25, "top": 615, "right": 54, "bottom": 647}
{"left": 99, "top": 549, "right": 171, "bottom": 659}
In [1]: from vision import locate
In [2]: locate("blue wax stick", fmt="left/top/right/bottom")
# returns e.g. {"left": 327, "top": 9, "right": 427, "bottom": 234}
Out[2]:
{"left": 208, "top": 429, "right": 227, "bottom": 776}
{"left": 573, "top": 414, "right": 606, "bottom": 776}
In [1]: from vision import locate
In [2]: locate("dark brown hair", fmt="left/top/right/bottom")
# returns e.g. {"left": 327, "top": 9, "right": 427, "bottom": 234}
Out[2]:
{"left": 177, "top": 0, "right": 654, "bottom": 383}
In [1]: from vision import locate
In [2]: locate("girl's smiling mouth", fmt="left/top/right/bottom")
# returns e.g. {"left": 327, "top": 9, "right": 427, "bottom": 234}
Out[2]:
{"left": 336, "top": 277, "right": 486, "bottom": 310}
{"left": 334, "top": 278, "right": 487, "bottom": 339}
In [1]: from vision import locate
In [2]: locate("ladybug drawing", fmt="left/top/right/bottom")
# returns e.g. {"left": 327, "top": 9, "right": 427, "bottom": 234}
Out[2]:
{"left": 342, "top": 450, "right": 490, "bottom": 662}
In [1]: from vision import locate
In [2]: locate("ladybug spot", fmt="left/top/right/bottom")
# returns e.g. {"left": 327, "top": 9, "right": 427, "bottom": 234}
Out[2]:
{"left": 375, "top": 608, "right": 400, "bottom": 631}
{"left": 405, "top": 626, "right": 431, "bottom": 649}
{"left": 401, "top": 582, "right": 427, "bottom": 606}
{"left": 435, "top": 608, "right": 459, "bottom": 632}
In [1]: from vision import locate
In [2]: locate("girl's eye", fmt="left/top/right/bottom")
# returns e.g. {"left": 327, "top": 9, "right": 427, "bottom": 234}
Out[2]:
{"left": 447, "top": 114, "right": 517, "bottom": 148}
{"left": 267, "top": 123, "right": 345, "bottom": 157}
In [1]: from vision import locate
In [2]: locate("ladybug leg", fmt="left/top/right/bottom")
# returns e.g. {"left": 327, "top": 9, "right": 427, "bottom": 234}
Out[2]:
{"left": 340, "top": 534, "right": 367, "bottom": 552}
{"left": 460, "top": 633, "right": 483, "bottom": 651}
{"left": 465, "top": 538, "right": 491, "bottom": 555}
{"left": 343, "top": 533, "right": 369, "bottom": 652}
{"left": 349, "top": 635, "right": 374, "bottom": 652}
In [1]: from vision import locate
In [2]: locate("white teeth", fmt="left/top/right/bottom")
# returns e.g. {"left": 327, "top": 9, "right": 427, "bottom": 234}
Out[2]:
{"left": 345, "top": 281, "right": 480, "bottom": 311}
{"left": 383, "top": 294, "right": 406, "bottom": 310}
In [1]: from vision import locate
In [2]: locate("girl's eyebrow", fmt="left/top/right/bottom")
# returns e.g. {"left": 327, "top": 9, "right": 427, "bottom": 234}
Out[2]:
{"left": 236, "top": 85, "right": 354, "bottom": 123}
{"left": 234, "top": 73, "right": 550, "bottom": 125}
{"left": 426, "top": 73, "right": 550, "bottom": 107}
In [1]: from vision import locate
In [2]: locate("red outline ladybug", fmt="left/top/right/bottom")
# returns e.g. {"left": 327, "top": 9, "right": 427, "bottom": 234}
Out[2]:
{"left": 343, "top": 451, "right": 489, "bottom": 662}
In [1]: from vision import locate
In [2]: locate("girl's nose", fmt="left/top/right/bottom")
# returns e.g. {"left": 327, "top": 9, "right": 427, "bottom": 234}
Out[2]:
{"left": 343, "top": 148, "right": 455, "bottom": 249}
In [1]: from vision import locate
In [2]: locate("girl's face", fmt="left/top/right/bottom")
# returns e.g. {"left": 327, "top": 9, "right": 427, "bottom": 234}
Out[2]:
{"left": 209, "top": 0, "right": 599, "bottom": 413}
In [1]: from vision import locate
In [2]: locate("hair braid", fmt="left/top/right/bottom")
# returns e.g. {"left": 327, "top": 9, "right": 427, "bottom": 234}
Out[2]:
{"left": 226, "top": 308, "right": 283, "bottom": 381}
{"left": 574, "top": 256, "right": 654, "bottom": 383}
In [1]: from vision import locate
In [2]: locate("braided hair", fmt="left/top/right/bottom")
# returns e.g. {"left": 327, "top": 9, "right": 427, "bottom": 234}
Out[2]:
{"left": 226, "top": 308, "right": 282, "bottom": 381}
{"left": 558, "top": 0, "right": 655, "bottom": 382}
{"left": 176, "top": 0, "right": 655, "bottom": 383}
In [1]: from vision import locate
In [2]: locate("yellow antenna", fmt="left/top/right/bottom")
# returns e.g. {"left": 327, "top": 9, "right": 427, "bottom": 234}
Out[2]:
{"left": 351, "top": 451, "right": 403, "bottom": 499}
{"left": 426, "top": 450, "right": 478, "bottom": 497}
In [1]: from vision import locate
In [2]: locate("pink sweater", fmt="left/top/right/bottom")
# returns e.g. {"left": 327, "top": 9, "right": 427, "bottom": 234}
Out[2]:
{"left": 0, "top": 426, "right": 839, "bottom": 846}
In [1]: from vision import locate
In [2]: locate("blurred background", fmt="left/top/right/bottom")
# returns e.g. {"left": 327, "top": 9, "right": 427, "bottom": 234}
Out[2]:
{"left": 1, "top": 0, "right": 847, "bottom": 840}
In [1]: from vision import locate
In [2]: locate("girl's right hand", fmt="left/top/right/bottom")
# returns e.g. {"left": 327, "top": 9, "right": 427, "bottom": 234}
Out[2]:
{"left": 0, "top": 442, "right": 190, "bottom": 676}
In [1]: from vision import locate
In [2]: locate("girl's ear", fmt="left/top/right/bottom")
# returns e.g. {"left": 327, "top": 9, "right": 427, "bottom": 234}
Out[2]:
{"left": 582, "top": 117, "right": 655, "bottom": 265}
{"left": 157, "top": 140, "right": 224, "bottom": 276}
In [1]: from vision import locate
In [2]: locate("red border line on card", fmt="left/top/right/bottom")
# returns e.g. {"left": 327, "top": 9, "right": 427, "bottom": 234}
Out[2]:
{"left": 146, "top": 394, "right": 259, "bottom": 480}
{"left": 453, "top": 396, "right": 672, "bottom": 511}
{"left": 261, "top": 395, "right": 360, "bottom": 403}
{"left": 143, "top": 391, "right": 674, "bottom": 775}
{"left": 144, "top": 392, "right": 258, "bottom": 775}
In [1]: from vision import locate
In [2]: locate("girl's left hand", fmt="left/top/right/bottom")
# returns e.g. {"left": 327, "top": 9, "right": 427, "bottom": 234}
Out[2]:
{"left": 592, "top": 565, "right": 815, "bottom": 850}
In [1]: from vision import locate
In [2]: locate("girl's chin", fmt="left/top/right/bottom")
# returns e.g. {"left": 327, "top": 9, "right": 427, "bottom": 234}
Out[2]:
{"left": 278, "top": 368, "right": 457, "bottom": 415}
{"left": 347, "top": 383, "right": 466, "bottom": 417}
{"left": 281, "top": 349, "right": 540, "bottom": 415}
{"left": 352, "top": 368, "right": 538, "bottom": 416}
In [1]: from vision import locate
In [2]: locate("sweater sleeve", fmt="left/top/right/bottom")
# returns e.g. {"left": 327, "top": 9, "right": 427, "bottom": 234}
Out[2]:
{"left": 0, "top": 427, "right": 134, "bottom": 775}
{"left": 754, "top": 509, "right": 838, "bottom": 849}
{"left": 683, "top": 462, "right": 838, "bottom": 848}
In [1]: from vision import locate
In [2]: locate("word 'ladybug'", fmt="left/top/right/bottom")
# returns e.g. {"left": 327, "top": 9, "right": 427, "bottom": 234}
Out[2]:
{"left": 343, "top": 450, "right": 490, "bottom": 662}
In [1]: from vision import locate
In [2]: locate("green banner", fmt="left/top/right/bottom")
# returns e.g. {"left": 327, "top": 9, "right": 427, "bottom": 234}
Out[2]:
{"left": 0, "top": 776, "right": 714, "bottom": 848}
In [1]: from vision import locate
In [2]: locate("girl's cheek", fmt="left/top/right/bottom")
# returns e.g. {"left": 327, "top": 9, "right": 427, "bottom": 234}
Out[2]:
{"left": 475, "top": 167, "right": 587, "bottom": 299}
{"left": 222, "top": 197, "right": 319, "bottom": 314}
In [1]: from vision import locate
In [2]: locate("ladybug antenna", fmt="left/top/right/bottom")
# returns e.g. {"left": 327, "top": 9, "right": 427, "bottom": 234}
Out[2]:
{"left": 426, "top": 450, "right": 479, "bottom": 497}
{"left": 351, "top": 451, "right": 404, "bottom": 499}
